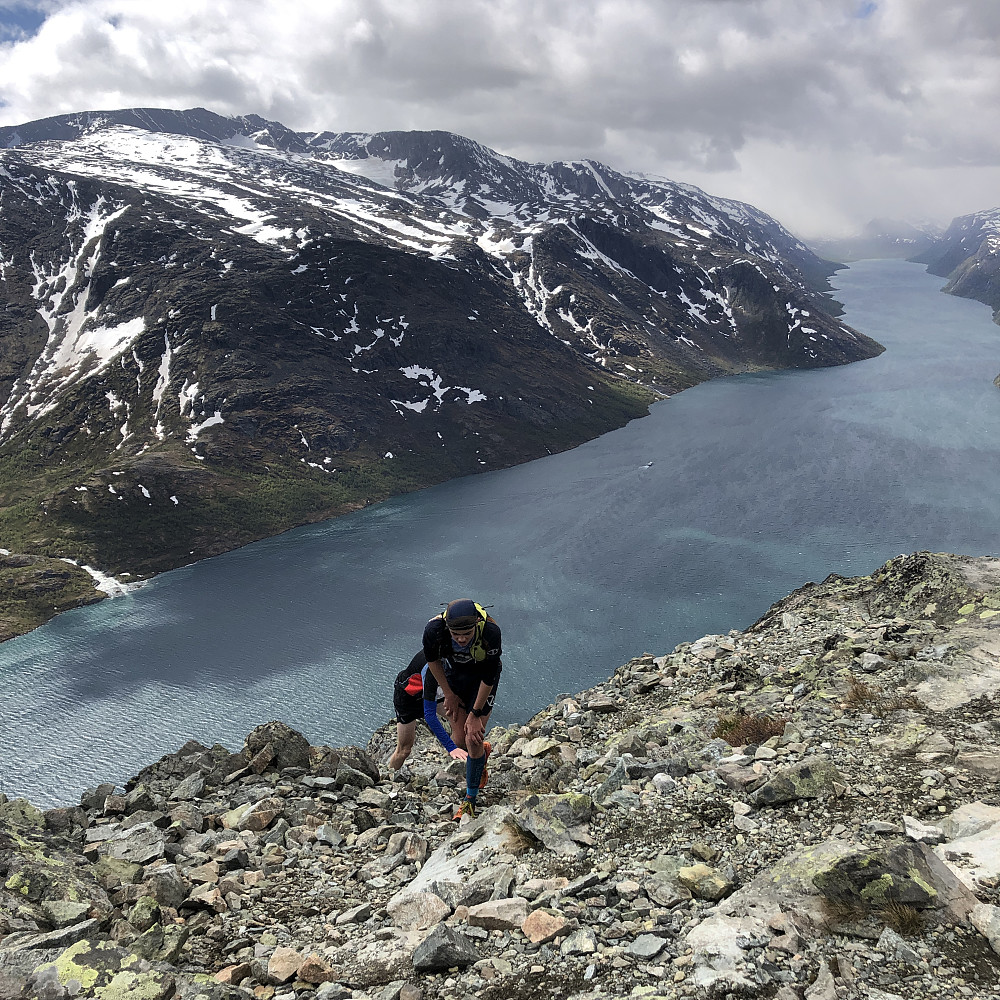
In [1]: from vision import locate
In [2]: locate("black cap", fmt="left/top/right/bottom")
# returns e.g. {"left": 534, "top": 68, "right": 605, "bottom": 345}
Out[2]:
{"left": 445, "top": 599, "right": 480, "bottom": 630}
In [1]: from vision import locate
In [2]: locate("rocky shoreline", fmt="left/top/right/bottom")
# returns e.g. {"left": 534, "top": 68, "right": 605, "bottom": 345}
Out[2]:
{"left": 2, "top": 551, "right": 1000, "bottom": 1000}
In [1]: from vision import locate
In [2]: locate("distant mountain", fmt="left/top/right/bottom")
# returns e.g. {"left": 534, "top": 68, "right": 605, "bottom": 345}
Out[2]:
{"left": 0, "top": 106, "right": 882, "bottom": 593}
{"left": 809, "top": 218, "right": 943, "bottom": 263}
{"left": 911, "top": 208, "right": 1000, "bottom": 325}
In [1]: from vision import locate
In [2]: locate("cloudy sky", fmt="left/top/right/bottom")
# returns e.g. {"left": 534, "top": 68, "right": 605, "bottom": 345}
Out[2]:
{"left": 0, "top": 0, "right": 998, "bottom": 237}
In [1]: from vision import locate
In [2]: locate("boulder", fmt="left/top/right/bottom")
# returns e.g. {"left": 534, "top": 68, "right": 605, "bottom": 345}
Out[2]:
{"left": 386, "top": 891, "right": 450, "bottom": 931}
{"left": 467, "top": 896, "right": 528, "bottom": 930}
{"left": 244, "top": 721, "right": 312, "bottom": 771}
{"left": 98, "top": 822, "right": 166, "bottom": 865}
{"left": 685, "top": 838, "right": 858, "bottom": 992}
{"left": 940, "top": 801, "right": 1000, "bottom": 840}
{"left": 521, "top": 908, "right": 570, "bottom": 944}
{"left": 142, "top": 864, "right": 190, "bottom": 909}
{"left": 25, "top": 938, "right": 175, "bottom": 1000}
{"left": 677, "top": 863, "right": 735, "bottom": 901}
{"left": 970, "top": 903, "right": 1000, "bottom": 957}
{"left": 506, "top": 792, "right": 593, "bottom": 855}
{"left": 328, "top": 932, "right": 419, "bottom": 986}
{"left": 934, "top": 811, "right": 1000, "bottom": 888}
{"left": 754, "top": 756, "right": 843, "bottom": 806}
{"left": 559, "top": 926, "right": 597, "bottom": 956}
{"left": 168, "top": 772, "right": 205, "bottom": 801}
{"left": 628, "top": 933, "right": 667, "bottom": 960}
{"left": 310, "top": 745, "right": 381, "bottom": 784}
{"left": 267, "top": 946, "right": 303, "bottom": 984}
{"left": 813, "top": 840, "right": 978, "bottom": 921}
{"left": 412, "top": 925, "right": 480, "bottom": 971}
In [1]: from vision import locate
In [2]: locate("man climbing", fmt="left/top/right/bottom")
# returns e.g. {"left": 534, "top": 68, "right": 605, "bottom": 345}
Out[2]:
{"left": 389, "top": 599, "right": 501, "bottom": 819}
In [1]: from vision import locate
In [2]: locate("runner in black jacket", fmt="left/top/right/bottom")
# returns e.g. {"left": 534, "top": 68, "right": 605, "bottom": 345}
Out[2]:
{"left": 424, "top": 599, "right": 501, "bottom": 819}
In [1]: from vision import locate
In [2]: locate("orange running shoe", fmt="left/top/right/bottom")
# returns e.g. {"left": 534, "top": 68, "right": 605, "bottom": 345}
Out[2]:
{"left": 454, "top": 796, "right": 477, "bottom": 820}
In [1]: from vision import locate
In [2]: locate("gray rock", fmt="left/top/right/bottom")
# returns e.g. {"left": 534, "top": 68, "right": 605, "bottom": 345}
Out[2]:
{"left": 0, "top": 918, "right": 101, "bottom": 952}
{"left": 754, "top": 756, "right": 843, "bottom": 806}
{"left": 315, "top": 823, "right": 344, "bottom": 846}
{"left": 508, "top": 792, "right": 593, "bottom": 855}
{"left": 335, "top": 902, "right": 371, "bottom": 925}
{"left": 142, "top": 864, "right": 190, "bottom": 909}
{"left": 317, "top": 984, "right": 354, "bottom": 1000}
{"left": 560, "top": 926, "right": 597, "bottom": 956}
{"left": 940, "top": 801, "right": 1000, "bottom": 840}
{"left": 876, "top": 926, "right": 922, "bottom": 966}
{"left": 412, "top": 924, "right": 479, "bottom": 971}
{"left": 903, "top": 814, "right": 945, "bottom": 844}
{"left": 970, "top": 902, "right": 1000, "bottom": 956}
{"left": 99, "top": 821, "right": 166, "bottom": 864}
{"left": 805, "top": 960, "right": 837, "bottom": 1000}
{"left": 627, "top": 933, "right": 667, "bottom": 959}
{"left": 244, "top": 721, "right": 312, "bottom": 771}
{"left": 40, "top": 900, "right": 91, "bottom": 928}
{"left": 623, "top": 757, "right": 690, "bottom": 780}
{"left": 80, "top": 783, "right": 117, "bottom": 811}
{"left": 124, "top": 783, "right": 157, "bottom": 814}
{"left": 593, "top": 760, "right": 628, "bottom": 805}
{"left": 168, "top": 772, "right": 205, "bottom": 801}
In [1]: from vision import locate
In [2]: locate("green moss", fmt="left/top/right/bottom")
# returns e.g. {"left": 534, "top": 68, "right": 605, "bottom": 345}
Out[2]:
{"left": 54, "top": 940, "right": 101, "bottom": 991}
{"left": 859, "top": 873, "right": 895, "bottom": 902}
{"left": 906, "top": 869, "right": 938, "bottom": 901}
{"left": 5, "top": 873, "right": 29, "bottom": 895}
{"left": 98, "top": 969, "right": 171, "bottom": 999}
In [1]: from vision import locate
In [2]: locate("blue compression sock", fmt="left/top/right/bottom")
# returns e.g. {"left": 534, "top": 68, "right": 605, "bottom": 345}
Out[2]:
{"left": 466, "top": 754, "right": 486, "bottom": 798}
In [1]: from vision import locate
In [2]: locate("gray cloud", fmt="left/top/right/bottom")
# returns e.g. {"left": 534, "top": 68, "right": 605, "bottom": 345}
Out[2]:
{"left": 0, "top": 0, "right": 998, "bottom": 236}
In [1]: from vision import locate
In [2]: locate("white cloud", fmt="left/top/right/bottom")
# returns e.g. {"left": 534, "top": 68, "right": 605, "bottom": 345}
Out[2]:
{"left": 0, "top": 0, "right": 998, "bottom": 236}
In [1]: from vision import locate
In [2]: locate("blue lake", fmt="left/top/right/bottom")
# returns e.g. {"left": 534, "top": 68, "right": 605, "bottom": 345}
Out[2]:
{"left": 3, "top": 259, "right": 999, "bottom": 807}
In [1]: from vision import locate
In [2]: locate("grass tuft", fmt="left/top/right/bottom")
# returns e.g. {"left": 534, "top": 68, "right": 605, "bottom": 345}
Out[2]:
{"left": 821, "top": 896, "right": 924, "bottom": 937}
{"left": 844, "top": 674, "right": 925, "bottom": 718}
{"left": 713, "top": 711, "right": 786, "bottom": 747}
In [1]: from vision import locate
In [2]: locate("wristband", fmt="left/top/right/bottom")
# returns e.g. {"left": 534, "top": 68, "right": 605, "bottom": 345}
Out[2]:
{"left": 472, "top": 706, "right": 490, "bottom": 717}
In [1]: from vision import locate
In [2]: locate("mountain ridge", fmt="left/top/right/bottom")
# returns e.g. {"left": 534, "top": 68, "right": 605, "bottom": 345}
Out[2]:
{"left": 0, "top": 107, "right": 883, "bottom": 637}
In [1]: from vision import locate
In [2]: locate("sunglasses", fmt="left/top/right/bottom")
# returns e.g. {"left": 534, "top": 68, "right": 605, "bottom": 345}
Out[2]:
{"left": 448, "top": 624, "right": 476, "bottom": 636}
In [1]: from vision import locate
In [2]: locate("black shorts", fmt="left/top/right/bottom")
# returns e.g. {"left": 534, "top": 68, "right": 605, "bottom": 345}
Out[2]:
{"left": 393, "top": 651, "right": 500, "bottom": 721}
{"left": 393, "top": 651, "right": 427, "bottom": 725}
{"left": 441, "top": 668, "right": 499, "bottom": 717}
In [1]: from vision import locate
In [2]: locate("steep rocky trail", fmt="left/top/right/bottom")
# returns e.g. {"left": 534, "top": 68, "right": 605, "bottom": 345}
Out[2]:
{"left": 2, "top": 551, "right": 1000, "bottom": 999}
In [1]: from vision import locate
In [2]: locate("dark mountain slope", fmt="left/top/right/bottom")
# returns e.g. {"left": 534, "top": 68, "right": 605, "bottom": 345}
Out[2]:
{"left": 0, "top": 108, "right": 882, "bottom": 618}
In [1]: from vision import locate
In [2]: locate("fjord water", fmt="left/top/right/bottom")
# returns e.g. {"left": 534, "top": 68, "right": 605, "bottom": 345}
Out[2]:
{"left": 4, "top": 259, "right": 1000, "bottom": 807}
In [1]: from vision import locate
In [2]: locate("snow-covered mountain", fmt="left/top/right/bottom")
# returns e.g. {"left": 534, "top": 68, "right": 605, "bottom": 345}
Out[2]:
{"left": 912, "top": 208, "right": 1000, "bottom": 327}
{"left": 0, "top": 107, "right": 882, "bottom": 579}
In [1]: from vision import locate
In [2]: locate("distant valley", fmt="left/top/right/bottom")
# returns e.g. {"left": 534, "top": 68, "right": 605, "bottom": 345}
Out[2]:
{"left": 0, "top": 107, "right": 885, "bottom": 636}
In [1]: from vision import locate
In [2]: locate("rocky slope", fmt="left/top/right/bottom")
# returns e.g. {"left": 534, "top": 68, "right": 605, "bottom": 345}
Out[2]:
{"left": 0, "top": 108, "right": 883, "bottom": 636}
{"left": 2, "top": 550, "right": 1000, "bottom": 999}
